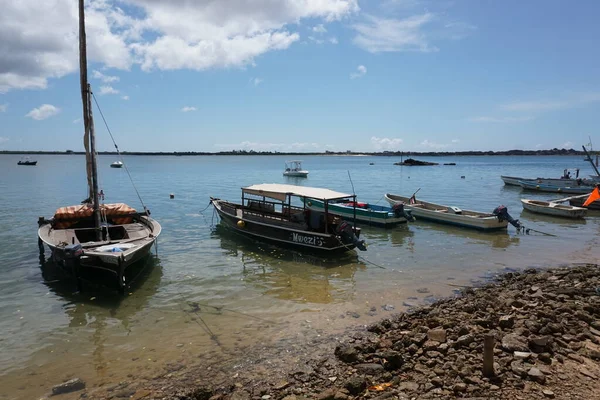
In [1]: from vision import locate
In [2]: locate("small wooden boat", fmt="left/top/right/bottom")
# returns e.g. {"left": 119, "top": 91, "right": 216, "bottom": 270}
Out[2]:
{"left": 110, "top": 161, "right": 123, "bottom": 168}
{"left": 283, "top": 160, "right": 309, "bottom": 177}
{"left": 521, "top": 199, "right": 587, "bottom": 218}
{"left": 518, "top": 180, "right": 592, "bottom": 194}
{"left": 384, "top": 193, "right": 508, "bottom": 230}
{"left": 211, "top": 183, "right": 366, "bottom": 253}
{"left": 305, "top": 198, "right": 414, "bottom": 228}
{"left": 502, "top": 175, "right": 592, "bottom": 187}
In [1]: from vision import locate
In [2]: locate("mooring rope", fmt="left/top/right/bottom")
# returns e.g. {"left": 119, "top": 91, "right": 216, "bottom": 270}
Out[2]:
{"left": 91, "top": 92, "right": 148, "bottom": 213}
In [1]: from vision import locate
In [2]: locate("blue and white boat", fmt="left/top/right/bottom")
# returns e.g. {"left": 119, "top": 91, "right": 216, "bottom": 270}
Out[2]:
{"left": 518, "top": 180, "right": 593, "bottom": 194}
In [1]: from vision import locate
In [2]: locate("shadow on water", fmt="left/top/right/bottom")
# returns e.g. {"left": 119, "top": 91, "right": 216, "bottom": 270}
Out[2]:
{"left": 39, "top": 253, "right": 163, "bottom": 309}
{"left": 359, "top": 224, "right": 415, "bottom": 248}
{"left": 520, "top": 209, "right": 587, "bottom": 226}
{"left": 212, "top": 224, "right": 366, "bottom": 304}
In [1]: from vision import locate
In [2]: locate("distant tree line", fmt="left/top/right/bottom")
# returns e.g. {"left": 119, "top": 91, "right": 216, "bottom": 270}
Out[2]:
{"left": 0, "top": 148, "right": 590, "bottom": 156}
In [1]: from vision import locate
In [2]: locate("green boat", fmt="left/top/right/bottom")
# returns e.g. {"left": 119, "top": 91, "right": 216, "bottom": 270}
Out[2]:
{"left": 305, "top": 198, "right": 414, "bottom": 228}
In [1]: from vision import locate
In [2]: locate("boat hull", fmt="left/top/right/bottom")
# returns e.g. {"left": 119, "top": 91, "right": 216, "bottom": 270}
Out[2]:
{"left": 283, "top": 171, "right": 308, "bottom": 177}
{"left": 385, "top": 194, "right": 507, "bottom": 230}
{"left": 17, "top": 161, "right": 37, "bottom": 166}
{"left": 521, "top": 199, "right": 587, "bottom": 218}
{"left": 518, "top": 181, "right": 592, "bottom": 194}
{"left": 211, "top": 199, "right": 357, "bottom": 253}
{"left": 306, "top": 199, "right": 407, "bottom": 227}
{"left": 502, "top": 175, "right": 592, "bottom": 187}
{"left": 37, "top": 216, "right": 161, "bottom": 292}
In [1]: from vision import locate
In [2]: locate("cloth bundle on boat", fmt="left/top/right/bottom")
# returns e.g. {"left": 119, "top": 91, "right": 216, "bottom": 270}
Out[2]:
{"left": 52, "top": 203, "right": 137, "bottom": 228}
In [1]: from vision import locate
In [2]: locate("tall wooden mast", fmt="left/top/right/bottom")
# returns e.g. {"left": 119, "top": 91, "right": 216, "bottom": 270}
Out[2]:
{"left": 79, "top": 0, "right": 102, "bottom": 240}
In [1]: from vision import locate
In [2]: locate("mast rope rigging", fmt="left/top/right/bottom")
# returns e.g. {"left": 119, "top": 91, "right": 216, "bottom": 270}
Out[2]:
{"left": 91, "top": 92, "right": 148, "bottom": 213}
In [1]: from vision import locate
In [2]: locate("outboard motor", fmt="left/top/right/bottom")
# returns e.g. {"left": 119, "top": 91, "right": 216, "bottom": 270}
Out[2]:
{"left": 392, "top": 203, "right": 415, "bottom": 222}
{"left": 492, "top": 205, "right": 521, "bottom": 229}
{"left": 336, "top": 222, "right": 367, "bottom": 251}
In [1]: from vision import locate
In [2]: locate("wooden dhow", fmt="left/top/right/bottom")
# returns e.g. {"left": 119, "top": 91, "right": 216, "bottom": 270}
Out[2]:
{"left": 211, "top": 184, "right": 366, "bottom": 253}
{"left": 37, "top": 0, "right": 161, "bottom": 293}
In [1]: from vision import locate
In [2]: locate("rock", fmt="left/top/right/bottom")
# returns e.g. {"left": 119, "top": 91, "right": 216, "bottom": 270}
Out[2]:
{"left": 529, "top": 335, "right": 552, "bottom": 353}
{"left": 499, "top": 315, "right": 515, "bottom": 329}
{"left": 502, "top": 334, "right": 529, "bottom": 352}
{"left": 514, "top": 351, "right": 532, "bottom": 360}
{"left": 51, "top": 378, "right": 86, "bottom": 396}
{"left": 315, "top": 389, "right": 336, "bottom": 400}
{"left": 427, "top": 328, "right": 447, "bottom": 343}
{"left": 452, "top": 383, "right": 467, "bottom": 393}
{"left": 380, "top": 350, "right": 403, "bottom": 369}
{"left": 511, "top": 361, "right": 528, "bottom": 377}
{"left": 344, "top": 376, "right": 367, "bottom": 395}
{"left": 355, "top": 363, "right": 384, "bottom": 374}
{"left": 261, "top": 396, "right": 272, "bottom": 400}
{"left": 399, "top": 381, "right": 419, "bottom": 392}
{"left": 335, "top": 345, "right": 359, "bottom": 363}
{"left": 455, "top": 334, "right": 475, "bottom": 348}
{"left": 381, "top": 304, "right": 395, "bottom": 311}
{"left": 542, "top": 389, "right": 555, "bottom": 398}
{"left": 538, "top": 353, "right": 552, "bottom": 364}
{"left": 430, "top": 377, "right": 444, "bottom": 387}
{"left": 527, "top": 367, "right": 546, "bottom": 384}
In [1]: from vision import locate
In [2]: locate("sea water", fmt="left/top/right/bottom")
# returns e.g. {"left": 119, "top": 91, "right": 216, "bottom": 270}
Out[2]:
{"left": 1, "top": 154, "right": 599, "bottom": 399}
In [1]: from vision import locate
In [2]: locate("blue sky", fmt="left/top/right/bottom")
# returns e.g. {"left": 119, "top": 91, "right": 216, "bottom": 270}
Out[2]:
{"left": 1, "top": 0, "right": 599, "bottom": 152}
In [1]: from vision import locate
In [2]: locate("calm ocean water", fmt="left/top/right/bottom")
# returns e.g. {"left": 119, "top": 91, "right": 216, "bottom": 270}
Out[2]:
{"left": 1, "top": 153, "right": 599, "bottom": 399}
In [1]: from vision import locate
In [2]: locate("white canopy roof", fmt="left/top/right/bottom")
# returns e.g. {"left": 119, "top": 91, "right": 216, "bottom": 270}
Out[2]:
{"left": 242, "top": 183, "right": 352, "bottom": 201}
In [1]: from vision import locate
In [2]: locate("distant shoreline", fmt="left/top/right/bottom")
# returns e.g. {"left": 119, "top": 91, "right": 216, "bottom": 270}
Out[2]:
{"left": 0, "top": 148, "right": 591, "bottom": 156}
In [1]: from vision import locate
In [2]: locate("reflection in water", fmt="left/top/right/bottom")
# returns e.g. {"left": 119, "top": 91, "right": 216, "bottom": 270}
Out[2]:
{"left": 38, "top": 256, "right": 163, "bottom": 375}
{"left": 360, "top": 224, "right": 415, "bottom": 249}
{"left": 415, "top": 222, "right": 520, "bottom": 249}
{"left": 213, "top": 224, "right": 366, "bottom": 304}
{"left": 520, "top": 209, "right": 587, "bottom": 226}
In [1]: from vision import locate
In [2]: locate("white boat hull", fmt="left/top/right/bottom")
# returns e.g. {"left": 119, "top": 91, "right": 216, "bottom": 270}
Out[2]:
{"left": 283, "top": 171, "right": 309, "bottom": 177}
{"left": 520, "top": 199, "right": 587, "bottom": 218}
{"left": 385, "top": 194, "right": 507, "bottom": 230}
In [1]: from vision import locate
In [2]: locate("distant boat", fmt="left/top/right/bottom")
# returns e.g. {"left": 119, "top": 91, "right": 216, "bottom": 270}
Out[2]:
{"left": 283, "top": 160, "right": 309, "bottom": 177}
{"left": 305, "top": 198, "right": 415, "bottom": 228}
{"left": 518, "top": 180, "right": 592, "bottom": 194}
{"left": 110, "top": 161, "right": 123, "bottom": 168}
{"left": 384, "top": 193, "right": 511, "bottom": 230}
{"left": 521, "top": 199, "right": 587, "bottom": 219}
{"left": 17, "top": 157, "right": 37, "bottom": 166}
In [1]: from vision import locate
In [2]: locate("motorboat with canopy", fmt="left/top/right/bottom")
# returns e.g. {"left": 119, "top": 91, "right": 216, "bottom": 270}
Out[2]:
{"left": 210, "top": 183, "right": 366, "bottom": 253}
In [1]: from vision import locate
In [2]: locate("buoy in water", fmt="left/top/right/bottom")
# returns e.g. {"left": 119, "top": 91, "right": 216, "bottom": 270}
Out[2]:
{"left": 170, "top": 193, "right": 174, "bottom": 199}
{"left": 237, "top": 220, "right": 245, "bottom": 228}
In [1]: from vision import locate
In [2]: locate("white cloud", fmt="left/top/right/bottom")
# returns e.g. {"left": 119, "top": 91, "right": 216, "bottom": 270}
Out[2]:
{"left": 353, "top": 14, "right": 437, "bottom": 53}
{"left": 251, "top": 78, "right": 263, "bottom": 87}
{"left": 0, "top": 137, "right": 9, "bottom": 144}
{"left": 92, "top": 70, "right": 119, "bottom": 83}
{"left": 501, "top": 93, "right": 600, "bottom": 112}
{"left": 73, "top": 118, "right": 81, "bottom": 124}
{"left": 468, "top": 116, "right": 535, "bottom": 123}
{"left": 181, "top": 106, "right": 197, "bottom": 112}
{"left": 0, "top": 103, "right": 7, "bottom": 112}
{"left": 25, "top": 104, "right": 60, "bottom": 120}
{"left": 313, "top": 24, "right": 327, "bottom": 34}
{"left": 121, "top": 95, "right": 129, "bottom": 100}
{"left": 214, "top": 141, "right": 323, "bottom": 151}
{"left": 329, "top": 37, "right": 339, "bottom": 44}
{"left": 370, "top": 136, "right": 403, "bottom": 150}
{"left": 308, "top": 36, "right": 325, "bottom": 44}
{"left": 1, "top": 0, "right": 359, "bottom": 92}
{"left": 0, "top": 0, "right": 132, "bottom": 93}
{"left": 99, "top": 85, "right": 119, "bottom": 95}
{"left": 561, "top": 141, "right": 574, "bottom": 149}
{"left": 419, "top": 139, "right": 450, "bottom": 149}
{"left": 451, "top": 139, "right": 460, "bottom": 143}
{"left": 350, "top": 65, "right": 367, "bottom": 79}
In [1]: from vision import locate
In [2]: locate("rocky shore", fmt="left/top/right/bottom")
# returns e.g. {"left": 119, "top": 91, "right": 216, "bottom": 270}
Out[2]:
{"left": 61, "top": 264, "right": 600, "bottom": 399}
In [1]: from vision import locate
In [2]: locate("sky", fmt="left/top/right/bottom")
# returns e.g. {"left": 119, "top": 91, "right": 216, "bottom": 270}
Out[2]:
{"left": 1, "top": 0, "right": 599, "bottom": 153}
